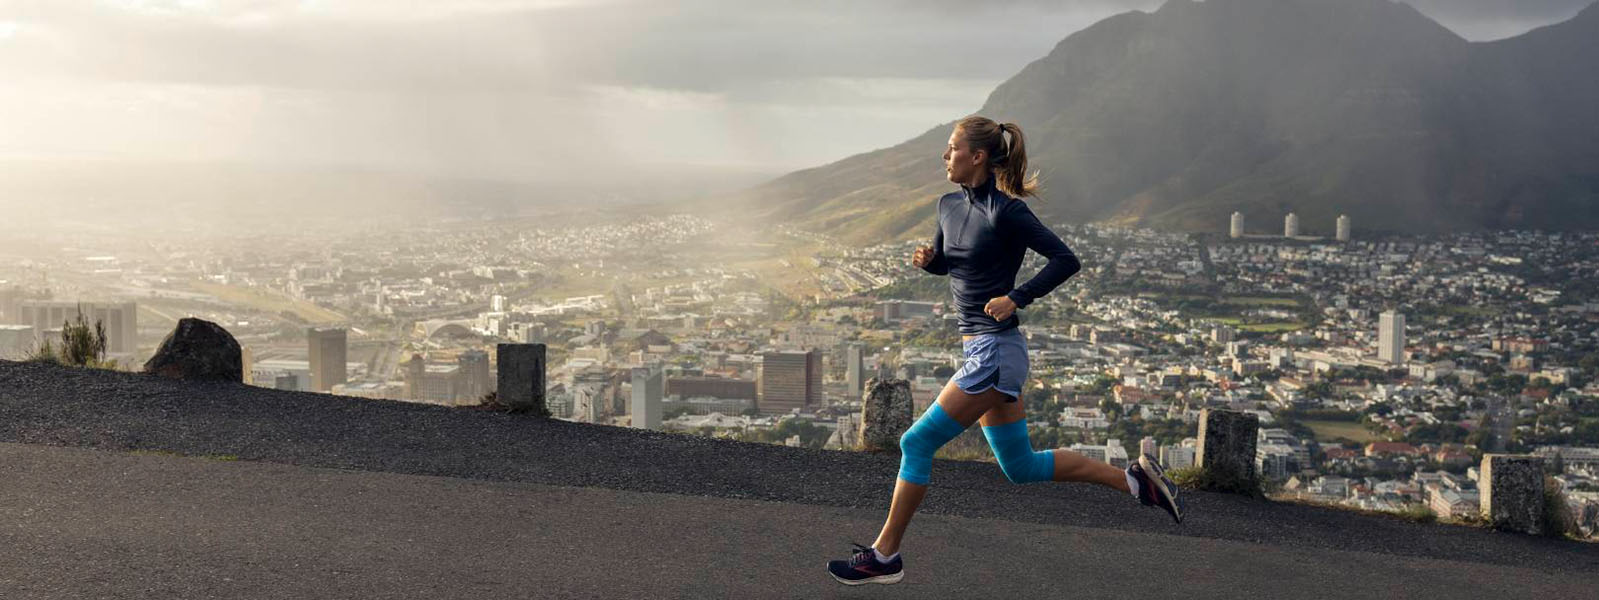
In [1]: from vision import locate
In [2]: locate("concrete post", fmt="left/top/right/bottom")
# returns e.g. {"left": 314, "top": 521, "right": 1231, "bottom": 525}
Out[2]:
{"left": 1480, "top": 454, "right": 1545, "bottom": 534}
{"left": 1196, "top": 408, "right": 1259, "bottom": 484}
{"left": 858, "top": 378, "right": 913, "bottom": 451}
{"left": 496, "top": 343, "right": 548, "bottom": 416}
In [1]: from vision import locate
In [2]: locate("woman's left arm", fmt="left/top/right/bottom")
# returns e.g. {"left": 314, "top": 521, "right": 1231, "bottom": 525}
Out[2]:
{"left": 1004, "top": 203, "right": 1081, "bottom": 309}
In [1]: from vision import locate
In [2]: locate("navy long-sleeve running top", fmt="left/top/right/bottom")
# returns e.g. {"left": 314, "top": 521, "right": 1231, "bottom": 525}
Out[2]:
{"left": 919, "top": 176, "right": 1081, "bottom": 335}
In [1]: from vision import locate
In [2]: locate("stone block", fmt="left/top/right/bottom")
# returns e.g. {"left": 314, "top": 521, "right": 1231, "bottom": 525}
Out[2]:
{"left": 1196, "top": 408, "right": 1259, "bottom": 484}
{"left": 1481, "top": 454, "right": 1545, "bottom": 534}
{"left": 858, "top": 377, "right": 913, "bottom": 451}
{"left": 496, "top": 343, "right": 548, "bottom": 416}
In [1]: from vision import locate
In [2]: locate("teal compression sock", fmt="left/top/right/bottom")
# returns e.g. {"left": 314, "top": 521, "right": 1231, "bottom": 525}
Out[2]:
{"left": 981, "top": 419, "right": 1056, "bottom": 484}
{"left": 898, "top": 403, "right": 967, "bottom": 485}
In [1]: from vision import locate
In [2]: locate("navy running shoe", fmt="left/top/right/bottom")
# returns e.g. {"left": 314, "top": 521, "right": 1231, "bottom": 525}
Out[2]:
{"left": 1129, "top": 454, "right": 1185, "bottom": 524}
{"left": 827, "top": 543, "right": 904, "bottom": 586}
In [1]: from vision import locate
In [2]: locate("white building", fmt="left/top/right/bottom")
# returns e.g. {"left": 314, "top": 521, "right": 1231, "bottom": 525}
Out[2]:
{"left": 1060, "top": 407, "right": 1111, "bottom": 429}
{"left": 1230, "top": 211, "right": 1245, "bottom": 239}
{"left": 1378, "top": 311, "right": 1406, "bottom": 364}
{"left": 1335, "top": 214, "right": 1351, "bottom": 242}
{"left": 1070, "top": 439, "right": 1130, "bottom": 468}
{"left": 1284, "top": 212, "right": 1300, "bottom": 237}
{"left": 1160, "top": 443, "right": 1196, "bottom": 470}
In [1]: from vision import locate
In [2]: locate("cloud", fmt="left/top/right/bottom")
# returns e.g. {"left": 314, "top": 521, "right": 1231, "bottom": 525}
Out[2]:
{"left": 1407, "top": 0, "right": 1594, "bottom": 40}
{"left": 0, "top": 0, "right": 1586, "bottom": 179}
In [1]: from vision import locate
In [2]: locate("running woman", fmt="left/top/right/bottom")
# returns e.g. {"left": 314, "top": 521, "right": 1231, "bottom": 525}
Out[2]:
{"left": 827, "top": 116, "right": 1185, "bottom": 586}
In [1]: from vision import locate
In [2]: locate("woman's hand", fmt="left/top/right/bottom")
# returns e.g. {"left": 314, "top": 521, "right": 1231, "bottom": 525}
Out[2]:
{"left": 984, "top": 296, "right": 1017, "bottom": 321}
{"left": 912, "top": 245, "right": 934, "bottom": 268}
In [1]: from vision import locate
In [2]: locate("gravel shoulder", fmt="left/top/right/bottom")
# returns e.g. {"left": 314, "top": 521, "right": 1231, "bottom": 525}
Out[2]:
{"left": 2, "top": 359, "right": 1596, "bottom": 573}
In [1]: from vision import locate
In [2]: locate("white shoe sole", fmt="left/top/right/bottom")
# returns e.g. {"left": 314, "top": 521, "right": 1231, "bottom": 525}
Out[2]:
{"left": 830, "top": 570, "right": 904, "bottom": 586}
{"left": 1139, "top": 454, "right": 1183, "bottom": 523}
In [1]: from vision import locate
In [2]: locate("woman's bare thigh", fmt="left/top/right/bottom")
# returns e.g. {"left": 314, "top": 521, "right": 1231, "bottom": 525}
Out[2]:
{"left": 978, "top": 397, "right": 1026, "bottom": 428}
{"left": 933, "top": 379, "right": 1014, "bottom": 427}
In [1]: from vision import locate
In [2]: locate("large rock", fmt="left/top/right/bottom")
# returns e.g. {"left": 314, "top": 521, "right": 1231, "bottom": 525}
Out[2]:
{"left": 1196, "top": 408, "right": 1259, "bottom": 485}
{"left": 496, "top": 343, "right": 549, "bottom": 416}
{"left": 858, "top": 378, "right": 913, "bottom": 451}
{"left": 1481, "top": 454, "right": 1546, "bottom": 534}
{"left": 143, "top": 318, "right": 243, "bottom": 382}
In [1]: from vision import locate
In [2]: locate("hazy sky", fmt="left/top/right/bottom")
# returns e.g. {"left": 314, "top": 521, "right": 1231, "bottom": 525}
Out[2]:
{"left": 0, "top": 0, "right": 1591, "bottom": 182}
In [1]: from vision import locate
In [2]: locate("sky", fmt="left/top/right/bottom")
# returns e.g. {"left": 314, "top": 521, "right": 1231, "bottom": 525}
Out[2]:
{"left": 0, "top": 0, "right": 1592, "bottom": 184}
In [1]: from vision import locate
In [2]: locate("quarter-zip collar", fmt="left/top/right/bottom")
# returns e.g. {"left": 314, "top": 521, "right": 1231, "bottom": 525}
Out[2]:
{"left": 960, "top": 174, "right": 999, "bottom": 205}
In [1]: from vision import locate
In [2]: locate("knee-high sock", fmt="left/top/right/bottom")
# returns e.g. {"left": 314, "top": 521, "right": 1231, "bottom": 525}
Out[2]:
{"left": 982, "top": 419, "right": 1055, "bottom": 484}
{"left": 898, "top": 403, "right": 966, "bottom": 485}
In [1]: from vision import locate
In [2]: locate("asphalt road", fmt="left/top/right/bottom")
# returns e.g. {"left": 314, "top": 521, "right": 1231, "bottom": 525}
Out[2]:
{"left": 3, "top": 442, "right": 1597, "bottom": 600}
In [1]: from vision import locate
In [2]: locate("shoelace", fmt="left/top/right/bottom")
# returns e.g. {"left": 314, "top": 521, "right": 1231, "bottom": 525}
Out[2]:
{"left": 848, "top": 542, "right": 876, "bottom": 567}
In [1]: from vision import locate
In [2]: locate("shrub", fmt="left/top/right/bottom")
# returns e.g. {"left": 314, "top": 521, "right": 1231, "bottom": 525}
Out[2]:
{"left": 1395, "top": 504, "right": 1437, "bottom": 524}
{"left": 25, "top": 308, "right": 119, "bottom": 370}
{"left": 469, "top": 391, "right": 552, "bottom": 417}
{"left": 1541, "top": 476, "right": 1580, "bottom": 539}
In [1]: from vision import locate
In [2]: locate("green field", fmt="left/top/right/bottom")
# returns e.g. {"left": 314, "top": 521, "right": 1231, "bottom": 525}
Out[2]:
{"left": 1304, "top": 420, "right": 1381, "bottom": 443}
{"left": 1240, "top": 321, "right": 1307, "bottom": 333}
{"left": 1222, "top": 296, "right": 1302, "bottom": 307}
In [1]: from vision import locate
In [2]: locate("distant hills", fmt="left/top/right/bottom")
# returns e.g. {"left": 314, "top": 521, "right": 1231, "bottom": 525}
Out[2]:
{"left": 733, "top": 0, "right": 1599, "bottom": 243}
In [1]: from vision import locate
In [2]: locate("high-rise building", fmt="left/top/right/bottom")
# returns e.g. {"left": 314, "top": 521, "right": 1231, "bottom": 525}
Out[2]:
{"left": 631, "top": 364, "right": 664, "bottom": 430}
{"left": 491, "top": 294, "right": 507, "bottom": 312}
{"left": 1378, "top": 311, "right": 1405, "bottom": 364}
{"left": 806, "top": 347, "right": 824, "bottom": 406}
{"left": 14, "top": 301, "right": 138, "bottom": 354}
{"left": 1229, "top": 211, "right": 1244, "bottom": 239}
{"left": 845, "top": 342, "right": 866, "bottom": 397}
{"left": 1284, "top": 212, "right": 1300, "bottom": 237}
{"left": 758, "top": 350, "right": 821, "bottom": 416}
{"left": 307, "top": 327, "right": 348, "bottom": 392}
{"left": 1335, "top": 214, "right": 1351, "bottom": 242}
{"left": 573, "top": 383, "right": 605, "bottom": 423}
{"left": 458, "top": 349, "right": 492, "bottom": 402}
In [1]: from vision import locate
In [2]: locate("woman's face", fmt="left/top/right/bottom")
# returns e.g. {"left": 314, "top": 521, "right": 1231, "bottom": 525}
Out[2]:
{"left": 942, "top": 128, "right": 984, "bottom": 186}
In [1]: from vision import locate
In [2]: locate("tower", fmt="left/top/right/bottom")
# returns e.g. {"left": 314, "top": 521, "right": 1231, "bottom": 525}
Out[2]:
{"left": 1336, "top": 214, "right": 1351, "bottom": 242}
{"left": 307, "top": 327, "right": 348, "bottom": 392}
{"left": 846, "top": 342, "right": 866, "bottom": 396}
{"left": 1230, "top": 211, "right": 1245, "bottom": 239}
{"left": 1378, "top": 311, "right": 1405, "bottom": 364}
{"left": 1284, "top": 212, "right": 1300, "bottom": 238}
{"left": 631, "top": 364, "right": 664, "bottom": 430}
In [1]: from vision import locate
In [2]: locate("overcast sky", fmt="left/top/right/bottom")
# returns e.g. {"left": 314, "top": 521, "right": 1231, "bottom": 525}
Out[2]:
{"left": 0, "top": 0, "right": 1591, "bottom": 182}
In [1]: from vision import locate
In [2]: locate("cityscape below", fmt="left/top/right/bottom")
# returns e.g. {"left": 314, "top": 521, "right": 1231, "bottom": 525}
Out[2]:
{"left": 2, "top": 210, "right": 1597, "bottom": 539}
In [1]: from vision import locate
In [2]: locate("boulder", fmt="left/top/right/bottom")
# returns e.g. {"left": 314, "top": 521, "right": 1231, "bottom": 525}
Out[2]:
{"left": 143, "top": 318, "right": 243, "bottom": 382}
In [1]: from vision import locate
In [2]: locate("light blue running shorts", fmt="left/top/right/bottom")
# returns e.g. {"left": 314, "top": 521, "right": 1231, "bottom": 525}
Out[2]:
{"left": 951, "top": 327, "right": 1028, "bottom": 401}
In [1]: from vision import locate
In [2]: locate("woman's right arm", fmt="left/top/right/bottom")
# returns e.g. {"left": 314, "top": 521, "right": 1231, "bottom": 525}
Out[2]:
{"left": 921, "top": 202, "right": 949, "bottom": 276}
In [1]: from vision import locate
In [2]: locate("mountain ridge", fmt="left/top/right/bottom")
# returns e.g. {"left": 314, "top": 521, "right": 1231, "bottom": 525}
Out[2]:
{"left": 730, "top": 0, "right": 1599, "bottom": 244}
